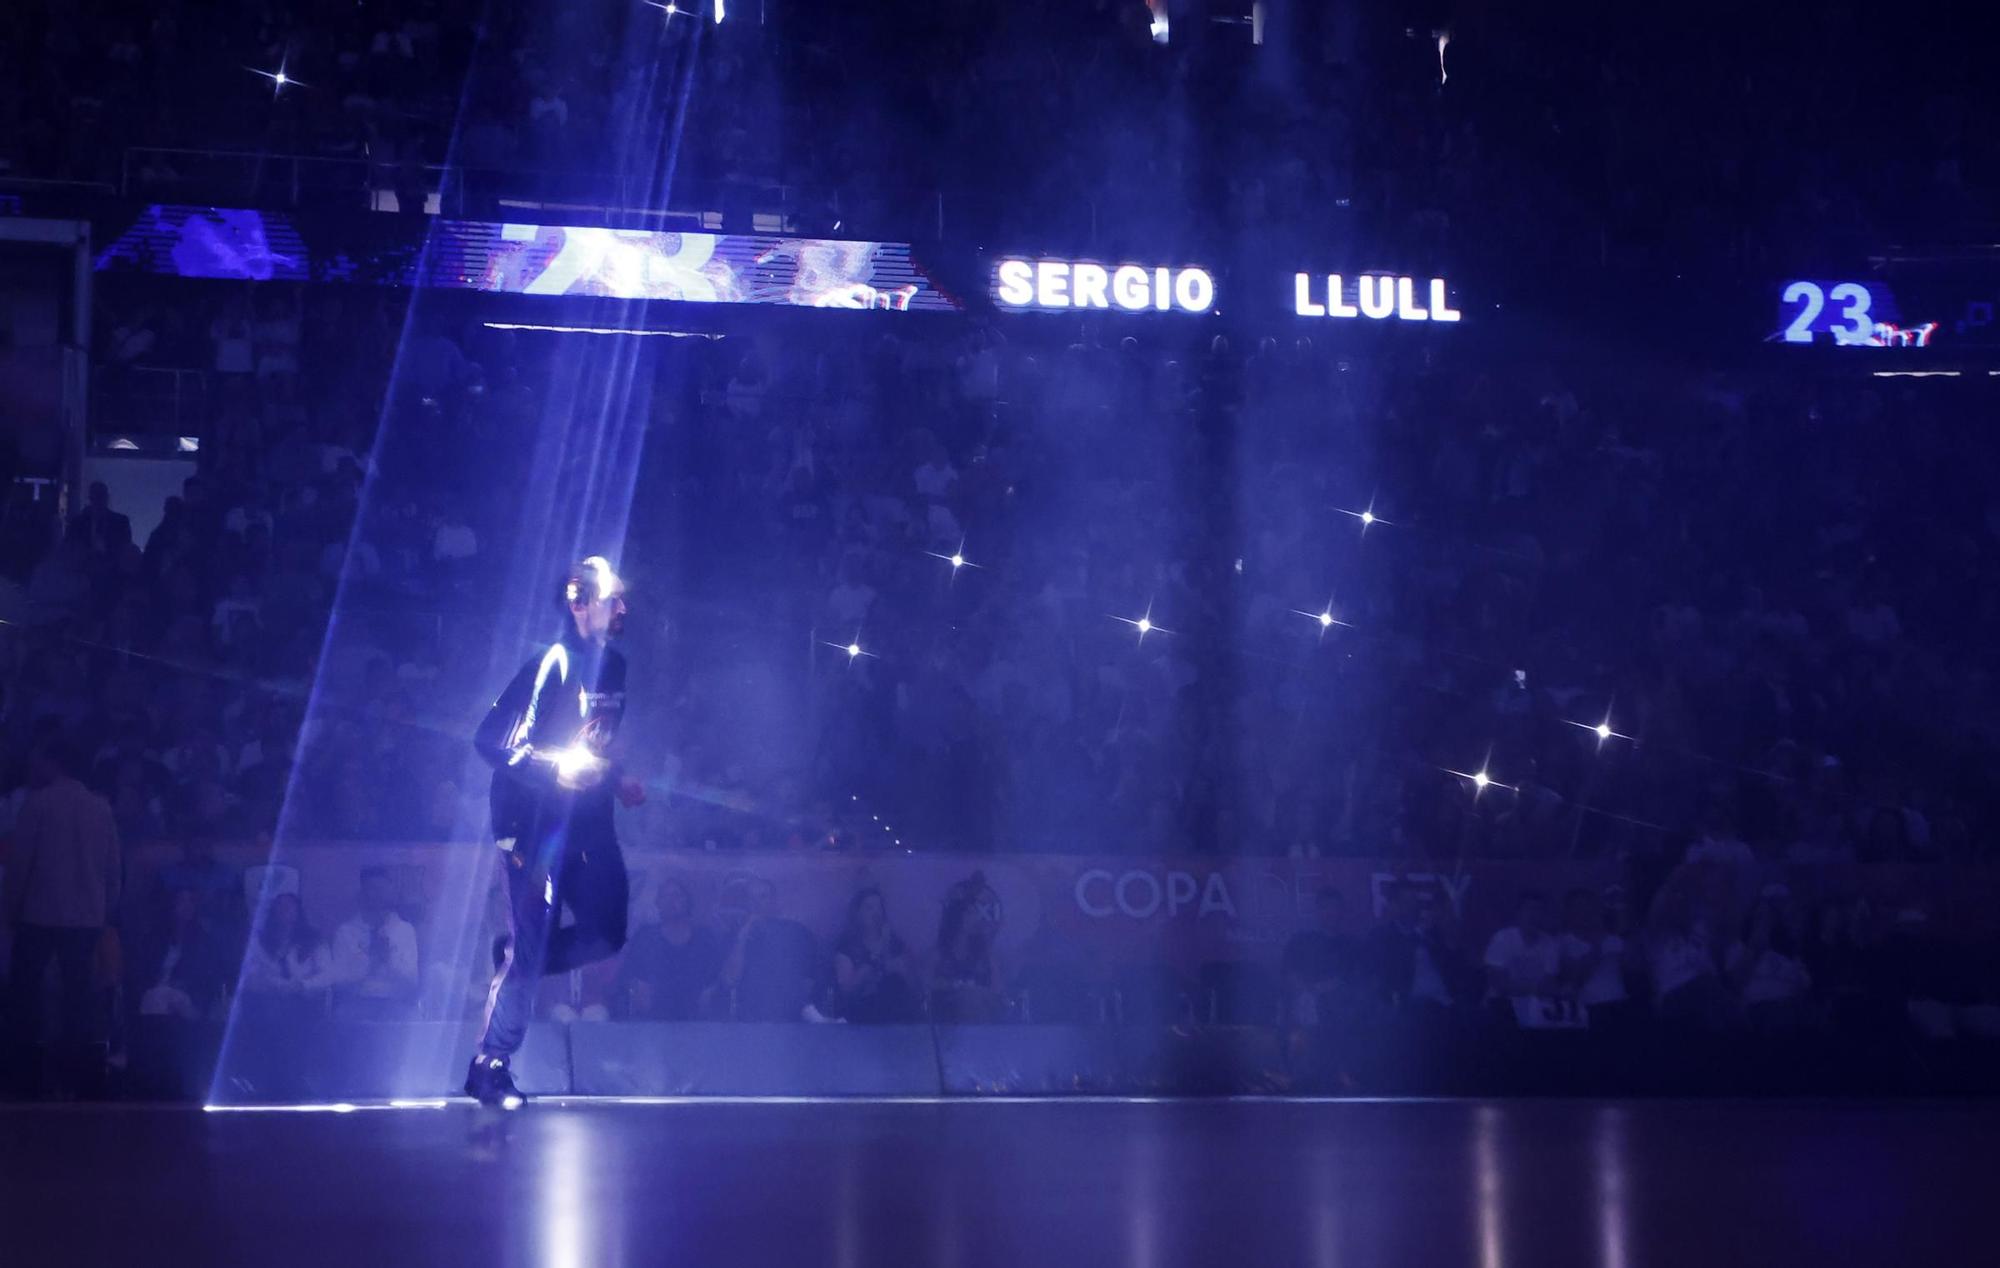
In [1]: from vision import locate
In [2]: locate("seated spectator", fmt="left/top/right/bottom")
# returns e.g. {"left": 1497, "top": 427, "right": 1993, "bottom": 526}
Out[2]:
{"left": 1726, "top": 896, "right": 1814, "bottom": 1029}
{"left": 1365, "top": 882, "right": 1461, "bottom": 1011}
{"left": 329, "top": 867, "right": 419, "bottom": 1019}
{"left": 240, "top": 891, "right": 334, "bottom": 1016}
{"left": 711, "top": 877, "right": 820, "bottom": 1022}
{"left": 1281, "top": 885, "right": 1362, "bottom": 1025}
{"left": 828, "top": 887, "right": 920, "bottom": 1023}
{"left": 1483, "top": 890, "right": 1562, "bottom": 1005}
{"left": 1559, "top": 887, "right": 1633, "bottom": 1023}
{"left": 929, "top": 872, "right": 1005, "bottom": 1023}
{"left": 613, "top": 877, "right": 722, "bottom": 1021}
{"left": 154, "top": 838, "right": 245, "bottom": 947}
{"left": 130, "top": 888, "right": 228, "bottom": 1020}
{"left": 1685, "top": 814, "right": 1755, "bottom": 866}
{"left": 1648, "top": 886, "right": 1731, "bottom": 1029}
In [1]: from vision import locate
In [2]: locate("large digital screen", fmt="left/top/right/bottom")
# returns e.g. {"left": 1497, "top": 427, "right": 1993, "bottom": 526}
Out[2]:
{"left": 1774, "top": 274, "right": 2000, "bottom": 348}
{"left": 95, "top": 205, "right": 961, "bottom": 312}
{"left": 1774, "top": 279, "right": 1911, "bottom": 345}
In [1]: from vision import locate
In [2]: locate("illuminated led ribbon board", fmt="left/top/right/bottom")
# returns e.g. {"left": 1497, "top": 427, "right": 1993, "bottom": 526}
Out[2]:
{"left": 1292, "top": 273, "right": 1461, "bottom": 323}
{"left": 1770, "top": 275, "right": 2000, "bottom": 349}
{"left": 992, "top": 258, "right": 1217, "bottom": 313}
{"left": 990, "top": 259, "right": 1464, "bottom": 323}
{"left": 94, "top": 205, "right": 962, "bottom": 312}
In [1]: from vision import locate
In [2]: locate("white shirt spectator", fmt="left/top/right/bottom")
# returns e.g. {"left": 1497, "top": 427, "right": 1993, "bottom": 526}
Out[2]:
{"left": 1560, "top": 933, "right": 1629, "bottom": 1005}
{"left": 1727, "top": 944, "right": 1811, "bottom": 1005}
{"left": 242, "top": 940, "right": 335, "bottom": 998}
{"left": 1483, "top": 925, "right": 1561, "bottom": 999}
{"left": 330, "top": 913, "right": 420, "bottom": 998}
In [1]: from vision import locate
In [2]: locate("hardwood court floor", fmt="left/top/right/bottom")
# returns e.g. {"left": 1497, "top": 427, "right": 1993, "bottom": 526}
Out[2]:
{"left": 3, "top": 1096, "right": 1993, "bottom": 1267}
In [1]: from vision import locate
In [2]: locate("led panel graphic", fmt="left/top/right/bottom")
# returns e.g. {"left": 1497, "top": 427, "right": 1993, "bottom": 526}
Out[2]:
{"left": 95, "top": 205, "right": 960, "bottom": 312}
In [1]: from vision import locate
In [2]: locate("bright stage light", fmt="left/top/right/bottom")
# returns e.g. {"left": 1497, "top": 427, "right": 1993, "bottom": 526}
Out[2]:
{"left": 1111, "top": 606, "right": 1169, "bottom": 644}
{"left": 249, "top": 64, "right": 303, "bottom": 94}
{"left": 1443, "top": 757, "right": 1514, "bottom": 797}
{"left": 1291, "top": 598, "right": 1351, "bottom": 641}
{"left": 1563, "top": 714, "right": 1630, "bottom": 748}
{"left": 924, "top": 541, "right": 977, "bottom": 573}
{"left": 1335, "top": 499, "right": 1390, "bottom": 530}
{"left": 823, "top": 636, "right": 875, "bottom": 662}
{"left": 553, "top": 744, "right": 606, "bottom": 786}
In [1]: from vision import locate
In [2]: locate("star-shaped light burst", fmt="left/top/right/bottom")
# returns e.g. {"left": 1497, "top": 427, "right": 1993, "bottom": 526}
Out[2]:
{"left": 924, "top": 541, "right": 979, "bottom": 575}
{"left": 821, "top": 635, "right": 877, "bottom": 663}
{"left": 1111, "top": 604, "right": 1171, "bottom": 646}
{"left": 551, "top": 743, "right": 606, "bottom": 787}
{"left": 1443, "top": 752, "right": 1515, "bottom": 800}
{"left": 1563, "top": 713, "right": 1632, "bottom": 751}
{"left": 249, "top": 62, "right": 304, "bottom": 96}
{"left": 1334, "top": 495, "right": 1390, "bottom": 532}
{"left": 1291, "top": 594, "right": 1353, "bottom": 642}
{"left": 641, "top": 0, "right": 689, "bottom": 15}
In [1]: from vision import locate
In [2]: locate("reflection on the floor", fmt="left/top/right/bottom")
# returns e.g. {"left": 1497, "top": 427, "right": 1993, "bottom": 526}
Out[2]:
{"left": 6, "top": 1098, "right": 1995, "bottom": 1267}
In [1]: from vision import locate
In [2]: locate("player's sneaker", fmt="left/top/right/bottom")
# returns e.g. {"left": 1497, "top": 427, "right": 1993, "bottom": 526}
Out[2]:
{"left": 464, "top": 1054, "right": 527, "bottom": 1109}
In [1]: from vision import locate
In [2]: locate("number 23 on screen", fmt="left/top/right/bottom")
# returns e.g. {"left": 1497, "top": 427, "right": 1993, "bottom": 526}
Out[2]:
{"left": 1779, "top": 280, "right": 1876, "bottom": 344}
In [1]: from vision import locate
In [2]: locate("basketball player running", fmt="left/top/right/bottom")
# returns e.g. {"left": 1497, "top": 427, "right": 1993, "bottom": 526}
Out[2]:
{"left": 464, "top": 556, "right": 645, "bottom": 1107}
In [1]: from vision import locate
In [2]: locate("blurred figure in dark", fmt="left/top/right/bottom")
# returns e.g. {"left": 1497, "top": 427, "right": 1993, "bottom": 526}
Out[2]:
{"left": 1365, "top": 882, "right": 1460, "bottom": 1012}
{"left": 828, "top": 887, "right": 920, "bottom": 1023}
{"left": 130, "top": 887, "right": 227, "bottom": 1020}
{"left": 930, "top": 872, "right": 1004, "bottom": 1022}
{"left": 614, "top": 876, "right": 721, "bottom": 1021}
{"left": 710, "top": 877, "right": 820, "bottom": 1022}
{"left": 1282, "top": 885, "right": 1361, "bottom": 1025}
{"left": 3, "top": 739, "right": 121, "bottom": 1095}
{"left": 67, "top": 481, "right": 132, "bottom": 559}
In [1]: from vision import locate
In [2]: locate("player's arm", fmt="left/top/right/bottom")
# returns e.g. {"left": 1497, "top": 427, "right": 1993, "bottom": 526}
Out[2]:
{"left": 474, "top": 649, "right": 578, "bottom": 793}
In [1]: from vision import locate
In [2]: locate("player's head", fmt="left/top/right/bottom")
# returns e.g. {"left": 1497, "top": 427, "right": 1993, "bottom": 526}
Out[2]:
{"left": 563, "top": 556, "right": 627, "bottom": 645}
